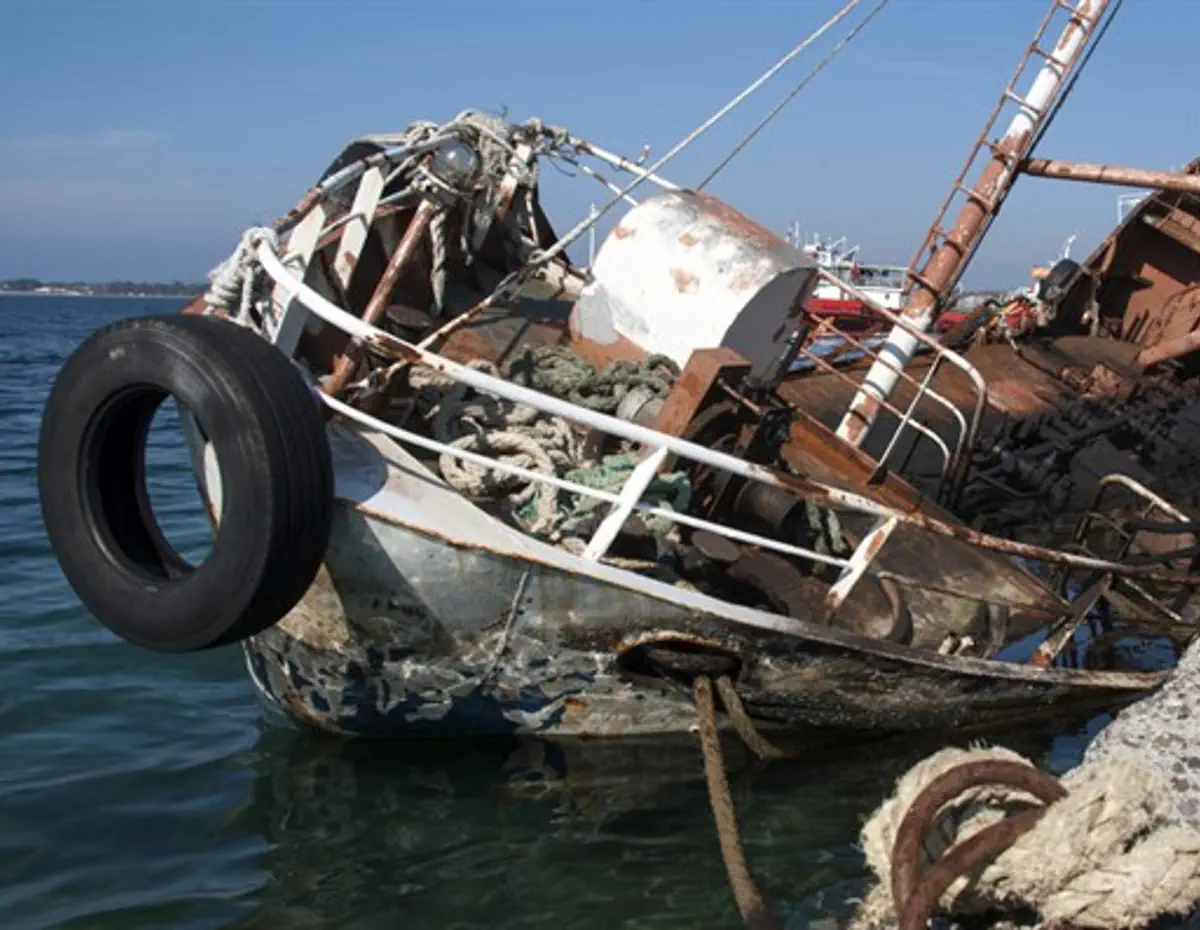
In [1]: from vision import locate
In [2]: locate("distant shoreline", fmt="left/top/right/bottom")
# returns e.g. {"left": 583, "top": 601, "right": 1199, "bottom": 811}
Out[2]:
{"left": 0, "top": 291, "right": 195, "bottom": 300}
{"left": 0, "top": 278, "right": 205, "bottom": 299}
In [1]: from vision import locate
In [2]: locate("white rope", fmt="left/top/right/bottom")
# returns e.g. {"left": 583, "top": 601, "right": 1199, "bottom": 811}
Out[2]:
{"left": 204, "top": 226, "right": 277, "bottom": 319}
{"left": 1082, "top": 634, "right": 1200, "bottom": 828}
{"left": 851, "top": 745, "right": 1200, "bottom": 930}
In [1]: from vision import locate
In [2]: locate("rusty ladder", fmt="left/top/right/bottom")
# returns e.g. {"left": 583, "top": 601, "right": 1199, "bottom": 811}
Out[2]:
{"left": 835, "top": 0, "right": 1112, "bottom": 450}
{"left": 903, "top": 0, "right": 1108, "bottom": 308}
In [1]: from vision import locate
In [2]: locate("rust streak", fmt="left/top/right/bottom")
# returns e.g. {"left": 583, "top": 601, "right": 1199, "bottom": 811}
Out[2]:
{"left": 671, "top": 268, "right": 700, "bottom": 294}
{"left": 364, "top": 331, "right": 420, "bottom": 363}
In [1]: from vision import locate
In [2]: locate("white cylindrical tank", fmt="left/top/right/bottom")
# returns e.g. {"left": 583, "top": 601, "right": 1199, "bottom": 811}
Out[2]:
{"left": 571, "top": 191, "right": 816, "bottom": 384}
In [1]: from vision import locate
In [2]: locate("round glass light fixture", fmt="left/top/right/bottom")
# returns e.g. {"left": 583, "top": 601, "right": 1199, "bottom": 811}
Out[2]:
{"left": 429, "top": 141, "right": 480, "bottom": 188}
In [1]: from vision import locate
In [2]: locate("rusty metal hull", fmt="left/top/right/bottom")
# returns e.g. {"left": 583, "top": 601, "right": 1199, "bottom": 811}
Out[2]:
{"left": 236, "top": 422, "right": 1164, "bottom": 740}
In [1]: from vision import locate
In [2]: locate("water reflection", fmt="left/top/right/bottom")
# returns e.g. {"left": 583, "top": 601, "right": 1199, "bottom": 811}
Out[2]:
{"left": 231, "top": 714, "right": 1101, "bottom": 930}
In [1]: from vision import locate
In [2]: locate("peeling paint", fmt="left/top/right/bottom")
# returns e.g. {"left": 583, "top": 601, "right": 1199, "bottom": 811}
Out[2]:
{"left": 671, "top": 268, "right": 700, "bottom": 294}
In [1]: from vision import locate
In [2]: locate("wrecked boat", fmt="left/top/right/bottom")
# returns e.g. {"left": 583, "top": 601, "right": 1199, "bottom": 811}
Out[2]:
{"left": 37, "top": 0, "right": 1200, "bottom": 740}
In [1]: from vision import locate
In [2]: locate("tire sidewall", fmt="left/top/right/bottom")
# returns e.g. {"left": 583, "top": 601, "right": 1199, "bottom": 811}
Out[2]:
{"left": 39, "top": 317, "right": 281, "bottom": 651}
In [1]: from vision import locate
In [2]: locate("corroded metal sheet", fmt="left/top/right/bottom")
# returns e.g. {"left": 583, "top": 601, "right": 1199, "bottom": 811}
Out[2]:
{"left": 240, "top": 423, "right": 1163, "bottom": 739}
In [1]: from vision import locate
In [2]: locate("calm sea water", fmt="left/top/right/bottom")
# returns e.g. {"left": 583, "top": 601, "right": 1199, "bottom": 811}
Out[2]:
{"left": 0, "top": 295, "right": 1112, "bottom": 930}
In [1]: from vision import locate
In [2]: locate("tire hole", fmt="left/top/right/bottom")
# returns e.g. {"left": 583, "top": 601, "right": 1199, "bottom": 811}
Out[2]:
{"left": 143, "top": 397, "right": 214, "bottom": 565}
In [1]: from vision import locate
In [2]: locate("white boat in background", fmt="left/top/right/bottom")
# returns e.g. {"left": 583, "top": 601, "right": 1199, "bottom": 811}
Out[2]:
{"left": 786, "top": 225, "right": 908, "bottom": 330}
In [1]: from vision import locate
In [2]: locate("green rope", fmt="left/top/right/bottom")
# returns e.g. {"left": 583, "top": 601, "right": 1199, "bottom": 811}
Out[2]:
{"left": 503, "top": 345, "right": 680, "bottom": 414}
{"left": 516, "top": 452, "right": 692, "bottom": 540}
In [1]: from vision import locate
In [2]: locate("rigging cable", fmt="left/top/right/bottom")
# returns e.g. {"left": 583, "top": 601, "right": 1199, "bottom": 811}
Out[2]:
{"left": 528, "top": 0, "right": 865, "bottom": 268}
{"left": 697, "top": 0, "right": 891, "bottom": 191}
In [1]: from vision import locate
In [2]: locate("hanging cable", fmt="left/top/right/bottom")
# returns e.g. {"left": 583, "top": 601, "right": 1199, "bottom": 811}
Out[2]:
{"left": 697, "top": 0, "right": 891, "bottom": 191}
{"left": 528, "top": 0, "right": 864, "bottom": 268}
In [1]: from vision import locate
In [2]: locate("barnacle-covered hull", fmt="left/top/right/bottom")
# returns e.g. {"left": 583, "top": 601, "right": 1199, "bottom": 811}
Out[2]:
{"left": 236, "top": 424, "right": 1165, "bottom": 740}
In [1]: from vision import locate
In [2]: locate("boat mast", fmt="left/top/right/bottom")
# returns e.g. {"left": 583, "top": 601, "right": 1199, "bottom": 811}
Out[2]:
{"left": 835, "top": 0, "right": 1112, "bottom": 448}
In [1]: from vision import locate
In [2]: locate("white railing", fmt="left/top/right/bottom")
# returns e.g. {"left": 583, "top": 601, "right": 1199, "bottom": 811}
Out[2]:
{"left": 799, "top": 268, "right": 986, "bottom": 502}
{"left": 248, "top": 235, "right": 1200, "bottom": 617}
{"left": 254, "top": 241, "right": 857, "bottom": 601}
{"left": 1065, "top": 474, "right": 1199, "bottom": 626}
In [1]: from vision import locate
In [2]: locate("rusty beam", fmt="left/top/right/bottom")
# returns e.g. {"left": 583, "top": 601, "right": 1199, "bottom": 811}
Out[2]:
{"left": 655, "top": 348, "right": 752, "bottom": 439}
{"left": 1144, "top": 208, "right": 1200, "bottom": 254}
{"left": 324, "top": 198, "right": 439, "bottom": 396}
{"left": 1021, "top": 158, "right": 1200, "bottom": 195}
{"left": 1136, "top": 328, "right": 1200, "bottom": 369}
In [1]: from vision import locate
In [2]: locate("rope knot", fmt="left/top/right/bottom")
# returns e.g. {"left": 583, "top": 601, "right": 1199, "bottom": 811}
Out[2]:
{"left": 204, "top": 225, "right": 278, "bottom": 320}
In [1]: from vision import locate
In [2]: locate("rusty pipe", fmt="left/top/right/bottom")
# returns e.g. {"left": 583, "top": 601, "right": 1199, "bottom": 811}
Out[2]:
{"left": 324, "top": 198, "right": 439, "bottom": 396}
{"left": 891, "top": 759, "right": 1067, "bottom": 930}
{"left": 1022, "top": 158, "right": 1200, "bottom": 195}
{"left": 898, "top": 808, "right": 1049, "bottom": 930}
{"left": 835, "top": 0, "right": 1110, "bottom": 448}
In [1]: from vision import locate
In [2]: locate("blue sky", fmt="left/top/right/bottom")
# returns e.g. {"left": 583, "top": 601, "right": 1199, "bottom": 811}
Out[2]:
{"left": 0, "top": 0, "right": 1196, "bottom": 287}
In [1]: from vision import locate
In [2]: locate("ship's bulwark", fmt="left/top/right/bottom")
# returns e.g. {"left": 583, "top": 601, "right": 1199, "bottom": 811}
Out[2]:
{"left": 241, "top": 428, "right": 1163, "bottom": 740}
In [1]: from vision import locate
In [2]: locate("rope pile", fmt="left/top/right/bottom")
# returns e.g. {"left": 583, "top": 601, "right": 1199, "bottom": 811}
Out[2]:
{"left": 410, "top": 359, "right": 580, "bottom": 535}
{"left": 407, "top": 347, "right": 689, "bottom": 546}
{"left": 503, "top": 345, "right": 680, "bottom": 416}
{"left": 850, "top": 745, "right": 1200, "bottom": 930}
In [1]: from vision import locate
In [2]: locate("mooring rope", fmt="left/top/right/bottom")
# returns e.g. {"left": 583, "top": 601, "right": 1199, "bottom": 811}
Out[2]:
{"left": 694, "top": 675, "right": 784, "bottom": 930}
{"left": 693, "top": 672, "right": 1200, "bottom": 930}
{"left": 850, "top": 746, "right": 1200, "bottom": 930}
{"left": 712, "top": 675, "right": 796, "bottom": 764}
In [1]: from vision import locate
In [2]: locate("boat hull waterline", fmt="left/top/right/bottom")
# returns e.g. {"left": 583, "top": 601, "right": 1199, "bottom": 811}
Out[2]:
{"left": 235, "top": 424, "right": 1163, "bottom": 739}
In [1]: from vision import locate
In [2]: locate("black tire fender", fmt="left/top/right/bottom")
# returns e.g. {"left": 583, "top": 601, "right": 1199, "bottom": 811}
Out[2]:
{"left": 38, "top": 313, "right": 334, "bottom": 652}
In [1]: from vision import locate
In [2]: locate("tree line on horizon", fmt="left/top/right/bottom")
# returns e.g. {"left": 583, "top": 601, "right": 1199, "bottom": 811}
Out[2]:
{"left": 0, "top": 278, "right": 206, "bottom": 296}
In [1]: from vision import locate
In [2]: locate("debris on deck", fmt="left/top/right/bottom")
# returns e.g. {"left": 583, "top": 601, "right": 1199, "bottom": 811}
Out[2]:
{"left": 33, "top": 0, "right": 1200, "bottom": 772}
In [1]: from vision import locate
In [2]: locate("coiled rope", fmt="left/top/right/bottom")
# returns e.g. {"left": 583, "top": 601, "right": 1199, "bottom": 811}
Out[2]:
{"left": 409, "top": 359, "right": 578, "bottom": 535}
{"left": 692, "top": 677, "right": 1200, "bottom": 930}
{"left": 407, "top": 346, "right": 686, "bottom": 543}
{"left": 203, "top": 226, "right": 278, "bottom": 322}
{"left": 850, "top": 744, "right": 1200, "bottom": 929}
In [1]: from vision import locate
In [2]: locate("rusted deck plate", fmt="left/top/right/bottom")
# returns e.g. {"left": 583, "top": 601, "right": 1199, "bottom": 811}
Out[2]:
{"left": 778, "top": 334, "right": 1141, "bottom": 487}
{"left": 780, "top": 415, "right": 1066, "bottom": 620}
